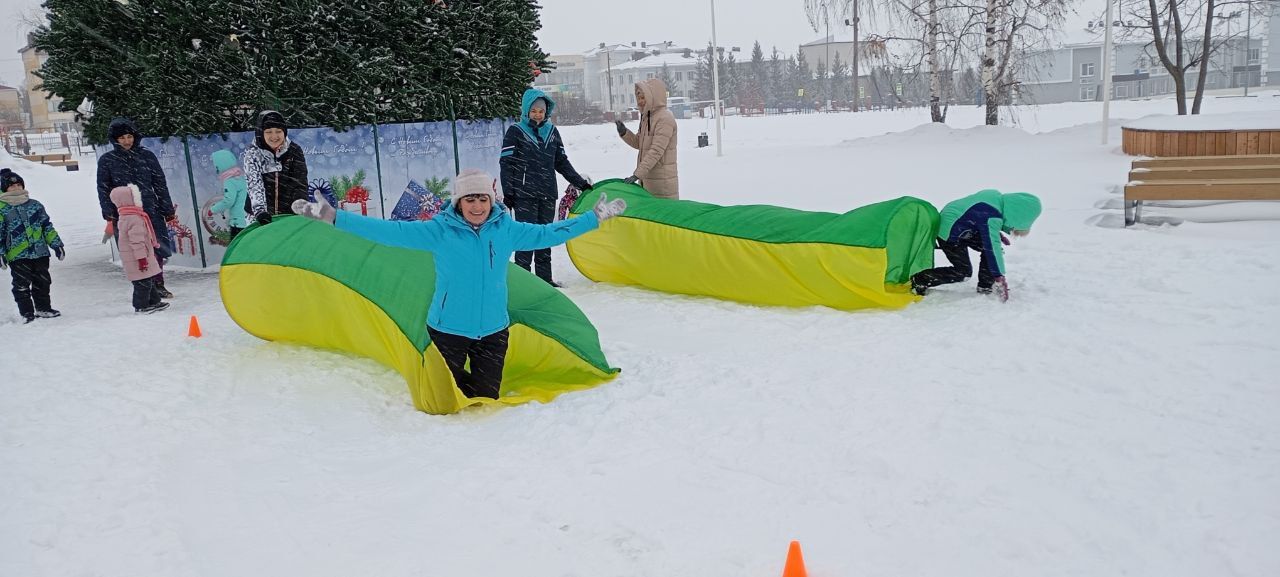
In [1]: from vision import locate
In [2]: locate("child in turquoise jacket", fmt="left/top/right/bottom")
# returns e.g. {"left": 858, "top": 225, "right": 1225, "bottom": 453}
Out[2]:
{"left": 911, "top": 190, "right": 1042, "bottom": 302}
{"left": 208, "top": 149, "right": 249, "bottom": 240}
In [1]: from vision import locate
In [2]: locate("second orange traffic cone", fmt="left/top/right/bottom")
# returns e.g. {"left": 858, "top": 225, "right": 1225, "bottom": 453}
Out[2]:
{"left": 187, "top": 315, "right": 202, "bottom": 338}
{"left": 782, "top": 541, "right": 807, "bottom": 577}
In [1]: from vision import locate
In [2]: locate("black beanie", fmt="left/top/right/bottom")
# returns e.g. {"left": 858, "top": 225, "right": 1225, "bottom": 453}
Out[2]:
{"left": 0, "top": 168, "right": 23, "bottom": 192}
{"left": 255, "top": 110, "right": 289, "bottom": 151}
{"left": 259, "top": 110, "right": 288, "bottom": 134}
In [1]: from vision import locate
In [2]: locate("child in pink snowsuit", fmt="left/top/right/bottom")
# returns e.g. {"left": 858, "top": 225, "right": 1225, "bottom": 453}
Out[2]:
{"left": 110, "top": 185, "right": 170, "bottom": 314}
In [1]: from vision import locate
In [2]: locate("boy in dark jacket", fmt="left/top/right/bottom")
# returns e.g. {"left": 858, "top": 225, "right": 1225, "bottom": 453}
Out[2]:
{"left": 242, "top": 110, "right": 309, "bottom": 224}
{"left": 911, "top": 190, "right": 1042, "bottom": 303}
{"left": 96, "top": 117, "right": 177, "bottom": 298}
{"left": 500, "top": 88, "right": 592, "bottom": 287}
{"left": 1, "top": 169, "right": 65, "bottom": 323}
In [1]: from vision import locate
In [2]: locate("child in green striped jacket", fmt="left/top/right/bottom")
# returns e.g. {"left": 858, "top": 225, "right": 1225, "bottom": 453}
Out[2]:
{"left": 0, "top": 168, "right": 65, "bottom": 323}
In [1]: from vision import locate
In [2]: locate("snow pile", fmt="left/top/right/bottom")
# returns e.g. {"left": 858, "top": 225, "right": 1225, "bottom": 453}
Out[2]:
{"left": 1123, "top": 109, "right": 1280, "bottom": 131}
{"left": 2, "top": 96, "right": 1279, "bottom": 577}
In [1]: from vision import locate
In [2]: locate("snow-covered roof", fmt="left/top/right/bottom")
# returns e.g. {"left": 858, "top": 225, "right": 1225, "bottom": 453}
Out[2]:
{"left": 1122, "top": 111, "right": 1280, "bottom": 131}
{"left": 610, "top": 52, "right": 700, "bottom": 71}
{"left": 582, "top": 43, "right": 633, "bottom": 56}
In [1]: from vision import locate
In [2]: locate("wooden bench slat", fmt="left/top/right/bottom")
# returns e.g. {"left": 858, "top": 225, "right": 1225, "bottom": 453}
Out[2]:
{"left": 1133, "top": 154, "right": 1280, "bottom": 169}
{"left": 1124, "top": 179, "right": 1280, "bottom": 201}
{"left": 1129, "top": 166, "right": 1280, "bottom": 180}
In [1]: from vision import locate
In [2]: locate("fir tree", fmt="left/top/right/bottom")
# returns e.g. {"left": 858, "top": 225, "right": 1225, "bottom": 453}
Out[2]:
{"left": 659, "top": 63, "right": 676, "bottom": 98}
{"left": 694, "top": 43, "right": 715, "bottom": 102}
{"left": 34, "top": 0, "right": 547, "bottom": 143}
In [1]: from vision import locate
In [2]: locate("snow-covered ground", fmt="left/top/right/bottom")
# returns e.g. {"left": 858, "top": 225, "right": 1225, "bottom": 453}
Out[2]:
{"left": 3, "top": 94, "right": 1279, "bottom": 577}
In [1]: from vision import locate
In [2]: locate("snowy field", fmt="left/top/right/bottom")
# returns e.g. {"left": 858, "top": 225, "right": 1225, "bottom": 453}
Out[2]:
{"left": 3, "top": 94, "right": 1280, "bottom": 577}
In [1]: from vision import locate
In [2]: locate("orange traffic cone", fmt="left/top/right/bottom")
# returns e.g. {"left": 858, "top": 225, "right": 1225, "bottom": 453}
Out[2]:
{"left": 187, "top": 315, "right": 202, "bottom": 338}
{"left": 782, "top": 541, "right": 807, "bottom": 577}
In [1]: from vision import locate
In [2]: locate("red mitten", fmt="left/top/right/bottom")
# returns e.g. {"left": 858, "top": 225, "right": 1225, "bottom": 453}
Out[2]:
{"left": 138, "top": 258, "right": 149, "bottom": 272}
{"left": 1000, "top": 232, "right": 1011, "bottom": 246}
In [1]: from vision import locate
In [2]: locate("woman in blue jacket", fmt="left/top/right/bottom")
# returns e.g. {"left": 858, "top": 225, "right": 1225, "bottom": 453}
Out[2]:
{"left": 293, "top": 168, "right": 626, "bottom": 399}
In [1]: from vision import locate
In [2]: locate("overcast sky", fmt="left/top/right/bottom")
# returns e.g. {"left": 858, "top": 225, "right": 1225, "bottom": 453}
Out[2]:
{"left": 536, "top": 0, "right": 832, "bottom": 56}
{"left": 2, "top": 0, "right": 841, "bottom": 88}
{"left": 2, "top": 1, "right": 1097, "bottom": 90}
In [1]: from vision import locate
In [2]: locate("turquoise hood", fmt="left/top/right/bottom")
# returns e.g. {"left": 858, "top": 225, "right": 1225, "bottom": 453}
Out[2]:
{"left": 517, "top": 88, "right": 556, "bottom": 143}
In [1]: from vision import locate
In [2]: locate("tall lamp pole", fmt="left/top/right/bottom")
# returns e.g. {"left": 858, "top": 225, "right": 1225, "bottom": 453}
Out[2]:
{"left": 1101, "top": 0, "right": 1114, "bottom": 145}
{"left": 848, "top": 0, "right": 861, "bottom": 112}
{"left": 1244, "top": 0, "right": 1251, "bottom": 97}
{"left": 711, "top": 0, "right": 723, "bottom": 156}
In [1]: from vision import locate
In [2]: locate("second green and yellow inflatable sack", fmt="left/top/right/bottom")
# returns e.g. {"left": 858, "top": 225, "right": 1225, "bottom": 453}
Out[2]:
{"left": 568, "top": 180, "right": 939, "bottom": 310}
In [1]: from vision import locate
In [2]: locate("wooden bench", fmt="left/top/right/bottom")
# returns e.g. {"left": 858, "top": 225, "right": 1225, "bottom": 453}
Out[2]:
{"left": 1125, "top": 155, "right": 1280, "bottom": 225}
{"left": 24, "top": 152, "right": 71, "bottom": 164}
{"left": 20, "top": 152, "right": 79, "bottom": 171}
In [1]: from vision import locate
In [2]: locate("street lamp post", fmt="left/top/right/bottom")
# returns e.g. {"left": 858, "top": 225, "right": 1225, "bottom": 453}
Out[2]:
{"left": 711, "top": 0, "right": 723, "bottom": 156}
{"left": 1102, "top": 0, "right": 1114, "bottom": 145}
{"left": 1244, "top": 0, "right": 1251, "bottom": 97}
{"left": 605, "top": 49, "right": 615, "bottom": 115}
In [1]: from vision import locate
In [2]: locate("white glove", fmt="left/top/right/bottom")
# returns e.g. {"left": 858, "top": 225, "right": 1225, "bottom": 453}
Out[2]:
{"left": 292, "top": 193, "right": 336, "bottom": 225}
{"left": 593, "top": 192, "right": 626, "bottom": 221}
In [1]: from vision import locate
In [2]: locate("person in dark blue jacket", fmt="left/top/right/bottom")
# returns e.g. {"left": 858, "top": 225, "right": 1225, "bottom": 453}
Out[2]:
{"left": 292, "top": 169, "right": 626, "bottom": 399}
{"left": 500, "top": 88, "right": 593, "bottom": 287}
{"left": 96, "top": 117, "right": 177, "bottom": 298}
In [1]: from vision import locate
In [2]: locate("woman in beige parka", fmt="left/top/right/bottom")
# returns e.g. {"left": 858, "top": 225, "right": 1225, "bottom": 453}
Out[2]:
{"left": 615, "top": 78, "right": 679, "bottom": 199}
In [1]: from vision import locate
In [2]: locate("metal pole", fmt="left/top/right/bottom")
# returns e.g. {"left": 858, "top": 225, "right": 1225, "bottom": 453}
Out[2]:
{"left": 1244, "top": 0, "right": 1251, "bottom": 96}
{"left": 1101, "top": 0, "right": 1114, "bottom": 145}
{"left": 852, "top": 0, "right": 860, "bottom": 112}
{"left": 711, "top": 0, "right": 723, "bottom": 156}
{"left": 606, "top": 50, "right": 615, "bottom": 114}
{"left": 826, "top": 9, "right": 832, "bottom": 111}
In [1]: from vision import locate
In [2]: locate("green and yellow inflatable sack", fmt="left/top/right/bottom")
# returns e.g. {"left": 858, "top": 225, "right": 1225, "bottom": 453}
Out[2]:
{"left": 568, "top": 180, "right": 939, "bottom": 310}
{"left": 219, "top": 216, "right": 619, "bottom": 414}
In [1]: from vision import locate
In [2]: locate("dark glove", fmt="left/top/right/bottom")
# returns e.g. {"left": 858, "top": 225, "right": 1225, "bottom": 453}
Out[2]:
{"left": 994, "top": 276, "right": 1009, "bottom": 303}
{"left": 102, "top": 211, "right": 115, "bottom": 222}
{"left": 577, "top": 180, "right": 593, "bottom": 191}
{"left": 623, "top": 175, "right": 639, "bottom": 185}
{"left": 255, "top": 212, "right": 273, "bottom": 226}
{"left": 165, "top": 213, "right": 179, "bottom": 223}
{"left": 1000, "top": 232, "right": 1011, "bottom": 246}
{"left": 138, "top": 258, "right": 149, "bottom": 272}
{"left": 615, "top": 120, "right": 627, "bottom": 136}
{"left": 53, "top": 246, "right": 66, "bottom": 261}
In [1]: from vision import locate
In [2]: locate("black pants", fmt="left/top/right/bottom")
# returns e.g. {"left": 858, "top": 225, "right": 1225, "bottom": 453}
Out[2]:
{"left": 132, "top": 277, "right": 162, "bottom": 310}
{"left": 507, "top": 195, "right": 557, "bottom": 282}
{"left": 428, "top": 327, "right": 510, "bottom": 400}
{"left": 9, "top": 257, "right": 52, "bottom": 317}
{"left": 912, "top": 236, "right": 995, "bottom": 289}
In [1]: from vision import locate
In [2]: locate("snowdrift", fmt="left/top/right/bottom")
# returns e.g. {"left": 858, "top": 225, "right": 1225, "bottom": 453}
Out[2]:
{"left": 567, "top": 180, "right": 939, "bottom": 310}
{"left": 219, "top": 217, "right": 619, "bottom": 414}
